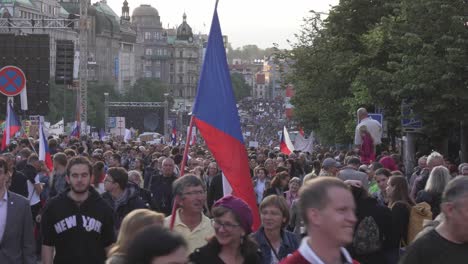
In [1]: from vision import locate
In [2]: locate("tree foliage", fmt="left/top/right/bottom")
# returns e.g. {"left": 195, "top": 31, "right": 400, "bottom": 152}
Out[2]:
{"left": 227, "top": 44, "right": 276, "bottom": 62}
{"left": 231, "top": 72, "right": 251, "bottom": 101}
{"left": 283, "top": 0, "right": 468, "bottom": 146}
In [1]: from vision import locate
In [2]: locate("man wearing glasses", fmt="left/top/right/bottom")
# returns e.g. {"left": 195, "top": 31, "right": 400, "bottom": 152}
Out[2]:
{"left": 165, "top": 175, "right": 214, "bottom": 253}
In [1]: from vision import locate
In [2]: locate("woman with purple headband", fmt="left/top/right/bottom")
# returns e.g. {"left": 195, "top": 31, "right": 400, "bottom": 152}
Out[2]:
{"left": 190, "top": 195, "right": 262, "bottom": 264}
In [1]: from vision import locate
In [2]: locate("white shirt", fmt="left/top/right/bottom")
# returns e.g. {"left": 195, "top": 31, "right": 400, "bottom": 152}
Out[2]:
{"left": 0, "top": 189, "right": 8, "bottom": 242}
{"left": 298, "top": 237, "right": 353, "bottom": 264}
{"left": 354, "top": 117, "right": 382, "bottom": 145}
{"left": 255, "top": 179, "right": 266, "bottom": 204}
{"left": 27, "top": 174, "right": 41, "bottom": 206}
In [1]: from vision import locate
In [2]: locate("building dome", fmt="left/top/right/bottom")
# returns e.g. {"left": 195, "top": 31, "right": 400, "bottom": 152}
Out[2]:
{"left": 176, "top": 13, "right": 193, "bottom": 41}
{"left": 132, "top": 4, "right": 161, "bottom": 27}
{"left": 132, "top": 4, "right": 159, "bottom": 17}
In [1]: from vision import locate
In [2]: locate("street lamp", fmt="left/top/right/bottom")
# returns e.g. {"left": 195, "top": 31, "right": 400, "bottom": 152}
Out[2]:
{"left": 164, "top": 93, "right": 169, "bottom": 137}
{"left": 104, "top": 92, "right": 109, "bottom": 132}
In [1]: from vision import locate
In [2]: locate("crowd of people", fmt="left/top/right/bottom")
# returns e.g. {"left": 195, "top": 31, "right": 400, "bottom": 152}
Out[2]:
{"left": 238, "top": 98, "right": 288, "bottom": 146}
{"left": 0, "top": 109, "right": 468, "bottom": 264}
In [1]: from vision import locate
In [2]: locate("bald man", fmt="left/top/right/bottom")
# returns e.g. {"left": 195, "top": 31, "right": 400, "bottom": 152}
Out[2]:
{"left": 354, "top": 107, "right": 382, "bottom": 147}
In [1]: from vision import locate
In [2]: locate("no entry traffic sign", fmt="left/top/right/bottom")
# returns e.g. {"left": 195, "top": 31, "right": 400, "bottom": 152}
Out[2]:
{"left": 0, "top": 66, "right": 26, "bottom": 96}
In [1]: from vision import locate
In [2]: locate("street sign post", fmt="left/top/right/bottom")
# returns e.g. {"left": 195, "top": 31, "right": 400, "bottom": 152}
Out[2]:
{"left": 401, "top": 101, "right": 423, "bottom": 133}
{"left": 0, "top": 66, "right": 26, "bottom": 96}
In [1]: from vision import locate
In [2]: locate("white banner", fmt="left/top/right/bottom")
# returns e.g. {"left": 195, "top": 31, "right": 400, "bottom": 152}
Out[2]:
{"left": 294, "top": 132, "right": 314, "bottom": 153}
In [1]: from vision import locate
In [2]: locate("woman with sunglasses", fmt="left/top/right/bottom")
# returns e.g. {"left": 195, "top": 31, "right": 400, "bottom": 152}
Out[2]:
{"left": 190, "top": 195, "right": 261, "bottom": 264}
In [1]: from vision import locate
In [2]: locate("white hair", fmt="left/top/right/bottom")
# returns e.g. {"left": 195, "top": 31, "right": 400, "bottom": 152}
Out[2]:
{"left": 427, "top": 151, "right": 444, "bottom": 168}
{"left": 425, "top": 166, "right": 451, "bottom": 194}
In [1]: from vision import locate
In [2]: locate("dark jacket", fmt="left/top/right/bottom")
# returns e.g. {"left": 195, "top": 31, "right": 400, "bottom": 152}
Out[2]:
{"left": 9, "top": 169, "right": 28, "bottom": 198}
{"left": 102, "top": 182, "right": 146, "bottom": 230}
{"left": 207, "top": 174, "right": 223, "bottom": 210}
{"left": 190, "top": 240, "right": 262, "bottom": 264}
{"left": 148, "top": 173, "right": 177, "bottom": 216}
{"left": 415, "top": 190, "right": 442, "bottom": 219}
{"left": 263, "top": 187, "right": 283, "bottom": 199}
{"left": 348, "top": 188, "right": 392, "bottom": 264}
{"left": 251, "top": 227, "right": 300, "bottom": 264}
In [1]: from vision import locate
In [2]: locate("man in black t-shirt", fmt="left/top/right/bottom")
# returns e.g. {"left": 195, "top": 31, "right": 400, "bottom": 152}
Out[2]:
{"left": 41, "top": 156, "right": 115, "bottom": 264}
{"left": 400, "top": 176, "right": 468, "bottom": 264}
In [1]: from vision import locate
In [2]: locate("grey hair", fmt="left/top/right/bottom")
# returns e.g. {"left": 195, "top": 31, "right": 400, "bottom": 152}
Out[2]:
{"left": 442, "top": 176, "right": 468, "bottom": 204}
{"left": 458, "top": 163, "right": 468, "bottom": 173}
{"left": 357, "top": 108, "right": 367, "bottom": 117}
{"left": 425, "top": 166, "right": 451, "bottom": 194}
{"left": 172, "top": 174, "right": 205, "bottom": 197}
{"left": 427, "top": 151, "right": 444, "bottom": 167}
{"left": 128, "top": 170, "right": 143, "bottom": 188}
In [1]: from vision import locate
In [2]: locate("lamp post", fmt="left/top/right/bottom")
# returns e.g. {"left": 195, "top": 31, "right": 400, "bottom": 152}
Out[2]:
{"left": 104, "top": 92, "right": 109, "bottom": 132}
{"left": 164, "top": 93, "right": 169, "bottom": 138}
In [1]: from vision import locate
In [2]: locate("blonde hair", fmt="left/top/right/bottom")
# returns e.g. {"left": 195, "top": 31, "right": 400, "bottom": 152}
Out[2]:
{"left": 425, "top": 165, "right": 451, "bottom": 194}
{"left": 108, "top": 209, "right": 164, "bottom": 257}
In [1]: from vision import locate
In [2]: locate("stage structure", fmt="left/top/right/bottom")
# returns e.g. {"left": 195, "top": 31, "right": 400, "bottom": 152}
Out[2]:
{"left": 104, "top": 93, "right": 168, "bottom": 136}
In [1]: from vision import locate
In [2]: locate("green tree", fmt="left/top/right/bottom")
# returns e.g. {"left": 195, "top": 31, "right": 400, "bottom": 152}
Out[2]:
{"left": 386, "top": 0, "right": 468, "bottom": 148}
{"left": 231, "top": 72, "right": 251, "bottom": 101}
{"left": 121, "top": 78, "right": 167, "bottom": 102}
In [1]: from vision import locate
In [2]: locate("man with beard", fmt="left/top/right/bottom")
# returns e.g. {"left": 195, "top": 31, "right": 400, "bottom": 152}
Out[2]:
{"left": 165, "top": 175, "right": 214, "bottom": 253}
{"left": 40, "top": 156, "right": 115, "bottom": 264}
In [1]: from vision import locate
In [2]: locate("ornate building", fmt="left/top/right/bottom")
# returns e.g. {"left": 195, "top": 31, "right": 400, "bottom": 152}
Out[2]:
{"left": 169, "top": 13, "right": 201, "bottom": 108}
{"left": 59, "top": 0, "right": 138, "bottom": 92}
{"left": 131, "top": 4, "right": 170, "bottom": 82}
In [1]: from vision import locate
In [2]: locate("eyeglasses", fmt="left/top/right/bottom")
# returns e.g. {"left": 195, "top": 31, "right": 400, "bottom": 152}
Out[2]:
{"left": 104, "top": 178, "right": 114, "bottom": 183}
{"left": 211, "top": 219, "right": 241, "bottom": 231}
{"left": 182, "top": 190, "right": 206, "bottom": 196}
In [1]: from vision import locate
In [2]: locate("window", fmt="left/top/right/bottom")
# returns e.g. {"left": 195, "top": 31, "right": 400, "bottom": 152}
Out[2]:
{"left": 154, "top": 32, "right": 160, "bottom": 40}
{"left": 170, "top": 64, "right": 174, "bottom": 72}
{"left": 144, "top": 32, "right": 151, "bottom": 40}
{"left": 155, "top": 71, "right": 161, "bottom": 78}
{"left": 145, "top": 48, "right": 152, "bottom": 56}
{"left": 144, "top": 61, "right": 151, "bottom": 66}
{"left": 179, "top": 76, "right": 183, "bottom": 84}
{"left": 170, "top": 75, "right": 174, "bottom": 84}
{"left": 179, "top": 51, "right": 183, "bottom": 58}
{"left": 179, "top": 89, "right": 183, "bottom": 97}
{"left": 178, "top": 65, "right": 183, "bottom": 73}
{"left": 145, "top": 71, "right": 152, "bottom": 78}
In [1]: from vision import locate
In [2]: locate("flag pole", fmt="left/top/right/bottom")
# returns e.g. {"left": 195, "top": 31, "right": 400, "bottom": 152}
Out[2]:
{"left": 169, "top": 114, "right": 195, "bottom": 231}
{"left": 180, "top": 115, "right": 194, "bottom": 176}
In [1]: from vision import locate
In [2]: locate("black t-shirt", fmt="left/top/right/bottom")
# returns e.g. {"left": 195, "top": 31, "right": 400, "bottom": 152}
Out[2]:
{"left": 399, "top": 229, "right": 468, "bottom": 264}
{"left": 9, "top": 169, "right": 28, "bottom": 198}
{"left": 41, "top": 188, "right": 115, "bottom": 264}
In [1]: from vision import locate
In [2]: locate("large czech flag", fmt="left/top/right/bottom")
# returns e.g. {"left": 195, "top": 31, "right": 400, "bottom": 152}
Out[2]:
{"left": 1, "top": 102, "right": 21, "bottom": 151}
{"left": 192, "top": 2, "right": 260, "bottom": 230}
{"left": 39, "top": 121, "right": 53, "bottom": 171}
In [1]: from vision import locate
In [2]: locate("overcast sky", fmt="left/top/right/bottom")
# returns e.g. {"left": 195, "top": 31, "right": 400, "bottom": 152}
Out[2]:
{"left": 104, "top": 0, "right": 339, "bottom": 49}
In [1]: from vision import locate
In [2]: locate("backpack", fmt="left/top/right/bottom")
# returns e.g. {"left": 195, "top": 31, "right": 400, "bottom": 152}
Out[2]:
{"left": 352, "top": 216, "right": 382, "bottom": 255}
{"left": 407, "top": 202, "right": 432, "bottom": 244}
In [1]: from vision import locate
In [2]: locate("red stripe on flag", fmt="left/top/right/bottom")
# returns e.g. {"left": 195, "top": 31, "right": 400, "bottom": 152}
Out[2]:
{"left": 194, "top": 117, "right": 260, "bottom": 230}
